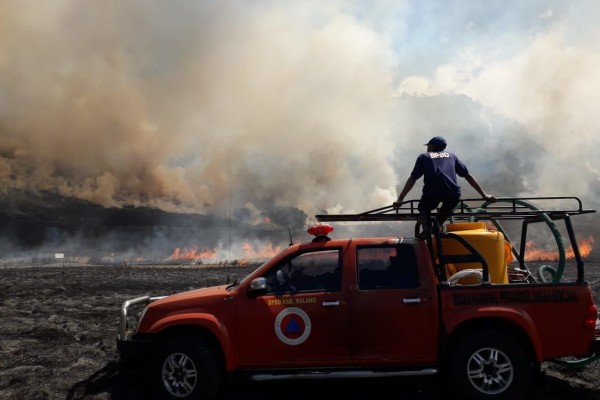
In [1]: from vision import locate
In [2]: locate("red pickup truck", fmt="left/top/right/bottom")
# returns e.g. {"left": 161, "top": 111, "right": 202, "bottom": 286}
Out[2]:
{"left": 117, "top": 197, "right": 600, "bottom": 400}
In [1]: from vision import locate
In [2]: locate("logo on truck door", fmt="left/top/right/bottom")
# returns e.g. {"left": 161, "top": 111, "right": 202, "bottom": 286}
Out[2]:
{"left": 274, "top": 307, "right": 312, "bottom": 346}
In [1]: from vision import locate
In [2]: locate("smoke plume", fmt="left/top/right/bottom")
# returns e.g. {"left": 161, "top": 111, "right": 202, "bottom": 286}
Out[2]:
{"left": 1, "top": 1, "right": 599, "bottom": 258}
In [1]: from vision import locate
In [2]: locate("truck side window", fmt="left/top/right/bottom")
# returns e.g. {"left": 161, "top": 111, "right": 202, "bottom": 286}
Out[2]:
{"left": 357, "top": 244, "right": 418, "bottom": 290}
{"left": 263, "top": 249, "right": 341, "bottom": 294}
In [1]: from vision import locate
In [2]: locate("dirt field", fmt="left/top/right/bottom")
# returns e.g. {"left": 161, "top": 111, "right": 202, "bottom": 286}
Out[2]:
{"left": 1, "top": 262, "right": 600, "bottom": 400}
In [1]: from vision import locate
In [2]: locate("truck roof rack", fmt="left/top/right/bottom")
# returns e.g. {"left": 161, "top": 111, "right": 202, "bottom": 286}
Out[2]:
{"left": 315, "top": 196, "right": 596, "bottom": 285}
{"left": 315, "top": 196, "right": 595, "bottom": 223}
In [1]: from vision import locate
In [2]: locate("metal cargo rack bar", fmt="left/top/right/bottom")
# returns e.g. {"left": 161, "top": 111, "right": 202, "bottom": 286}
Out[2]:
{"left": 314, "top": 196, "right": 595, "bottom": 223}
{"left": 315, "top": 196, "right": 596, "bottom": 285}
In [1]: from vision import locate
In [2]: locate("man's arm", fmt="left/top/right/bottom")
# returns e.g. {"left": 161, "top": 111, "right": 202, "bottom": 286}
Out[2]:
{"left": 393, "top": 176, "right": 417, "bottom": 208}
{"left": 464, "top": 174, "right": 496, "bottom": 202}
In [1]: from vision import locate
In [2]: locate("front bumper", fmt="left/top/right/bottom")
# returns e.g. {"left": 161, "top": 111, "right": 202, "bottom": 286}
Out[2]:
{"left": 117, "top": 334, "right": 153, "bottom": 361}
{"left": 117, "top": 295, "right": 164, "bottom": 359}
{"left": 119, "top": 295, "right": 151, "bottom": 341}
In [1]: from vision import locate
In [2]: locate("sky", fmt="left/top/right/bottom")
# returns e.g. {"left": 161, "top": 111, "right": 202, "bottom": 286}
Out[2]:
{"left": 1, "top": 0, "right": 599, "bottom": 240}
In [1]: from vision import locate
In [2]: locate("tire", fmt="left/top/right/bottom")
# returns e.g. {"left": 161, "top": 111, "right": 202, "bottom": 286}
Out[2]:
{"left": 153, "top": 335, "right": 221, "bottom": 400}
{"left": 447, "top": 329, "right": 532, "bottom": 400}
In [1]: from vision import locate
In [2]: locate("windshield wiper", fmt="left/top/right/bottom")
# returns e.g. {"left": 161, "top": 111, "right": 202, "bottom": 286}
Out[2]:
{"left": 226, "top": 278, "right": 239, "bottom": 290}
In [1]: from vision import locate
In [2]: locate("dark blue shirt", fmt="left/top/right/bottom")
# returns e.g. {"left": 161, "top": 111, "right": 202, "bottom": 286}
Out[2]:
{"left": 410, "top": 151, "right": 469, "bottom": 198}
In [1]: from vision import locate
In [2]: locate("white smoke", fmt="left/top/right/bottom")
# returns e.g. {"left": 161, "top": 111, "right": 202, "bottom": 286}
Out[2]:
{"left": 0, "top": 1, "right": 399, "bottom": 220}
{"left": 1, "top": 0, "right": 599, "bottom": 233}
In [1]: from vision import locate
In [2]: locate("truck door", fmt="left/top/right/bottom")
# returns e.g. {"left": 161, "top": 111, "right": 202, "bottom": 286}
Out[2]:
{"left": 236, "top": 248, "right": 350, "bottom": 366}
{"left": 349, "top": 243, "right": 438, "bottom": 363}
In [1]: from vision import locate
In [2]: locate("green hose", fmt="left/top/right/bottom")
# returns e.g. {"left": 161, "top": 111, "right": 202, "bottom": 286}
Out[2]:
{"left": 550, "top": 353, "right": 600, "bottom": 369}
{"left": 463, "top": 199, "right": 566, "bottom": 283}
{"left": 514, "top": 199, "right": 566, "bottom": 283}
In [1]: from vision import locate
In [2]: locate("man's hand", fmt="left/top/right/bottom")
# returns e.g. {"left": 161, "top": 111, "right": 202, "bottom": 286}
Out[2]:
{"left": 394, "top": 178, "right": 415, "bottom": 209}
{"left": 483, "top": 194, "right": 497, "bottom": 203}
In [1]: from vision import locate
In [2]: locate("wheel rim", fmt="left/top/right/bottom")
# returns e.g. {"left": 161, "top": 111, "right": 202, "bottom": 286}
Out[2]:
{"left": 162, "top": 352, "right": 198, "bottom": 397}
{"left": 466, "top": 346, "right": 514, "bottom": 395}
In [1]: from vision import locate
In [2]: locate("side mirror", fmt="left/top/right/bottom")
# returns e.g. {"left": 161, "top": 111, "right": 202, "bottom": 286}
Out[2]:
{"left": 248, "top": 277, "right": 267, "bottom": 296}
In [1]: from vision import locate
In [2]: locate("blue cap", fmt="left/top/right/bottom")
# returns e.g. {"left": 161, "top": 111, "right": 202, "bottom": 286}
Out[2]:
{"left": 424, "top": 136, "right": 447, "bottom": 147}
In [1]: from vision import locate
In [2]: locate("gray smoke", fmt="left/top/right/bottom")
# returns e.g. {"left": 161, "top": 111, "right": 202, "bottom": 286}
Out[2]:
{"left": 1, "top": 1, "right": 599, "bottom": 258}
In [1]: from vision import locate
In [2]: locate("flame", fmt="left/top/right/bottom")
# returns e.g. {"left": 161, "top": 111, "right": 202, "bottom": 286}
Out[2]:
{"left": 241, "top": 242, "right": 281, "bottom": 260}
{"left": 524, "top": 235, "right": 594, "bottom": 261}
{"left": 167, "top": 242, "right": 282, "bottom": 263}
{"left": 168, "top": 246, "right": 218, "bottom": 261}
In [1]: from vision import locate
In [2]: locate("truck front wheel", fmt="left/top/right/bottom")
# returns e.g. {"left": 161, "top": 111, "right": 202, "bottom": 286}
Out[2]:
{"left": 153, "top": 335, "right": 221, "bottom": 400}
{"left": 447, "top": 329, "right": 532, "bottom": 400}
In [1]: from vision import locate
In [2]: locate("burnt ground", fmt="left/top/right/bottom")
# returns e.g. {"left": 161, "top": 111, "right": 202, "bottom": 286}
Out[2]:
{"left": 1, "top": 262, "right": 600, "bottom": 400}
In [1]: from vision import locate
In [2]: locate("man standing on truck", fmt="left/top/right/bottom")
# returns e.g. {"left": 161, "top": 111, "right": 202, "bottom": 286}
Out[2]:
{"left": 393, "top": 136, "right": 496, "bottom": 237}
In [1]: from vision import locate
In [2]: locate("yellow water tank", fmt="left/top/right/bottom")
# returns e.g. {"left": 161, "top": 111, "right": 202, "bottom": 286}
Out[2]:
{"left": 438, "top": 222, "right": 509, "bottom": 284}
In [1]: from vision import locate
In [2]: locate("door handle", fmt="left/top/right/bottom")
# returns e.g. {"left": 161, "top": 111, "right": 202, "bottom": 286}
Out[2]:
{"left": 322, "top": 301, "right": 340, "bottom": 307}
{"left": 403, "top": 298, "right": 421, "bottom": 304}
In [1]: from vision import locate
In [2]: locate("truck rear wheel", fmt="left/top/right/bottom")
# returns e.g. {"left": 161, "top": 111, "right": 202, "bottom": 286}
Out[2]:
{"left": 447, "top": 329, "right": 532, "bottom": 400}
{"left": 153, "top": 335, "right": 221, "bottom": 400}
